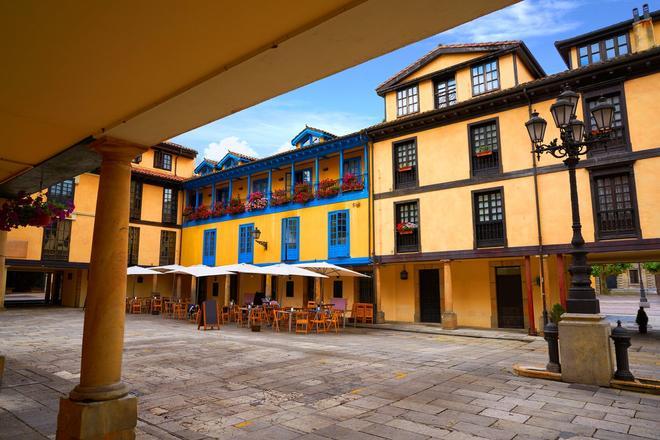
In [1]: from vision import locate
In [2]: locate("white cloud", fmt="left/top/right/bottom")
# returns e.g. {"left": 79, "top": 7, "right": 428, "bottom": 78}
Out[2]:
{"left": 275, "top": 143, "right": 294, "bottom": 154}
{"left": 202, "top": 136, "right": 259, "bottom": 162}
{"left": 442, "top": 0, "right": 581, "bottom": 42}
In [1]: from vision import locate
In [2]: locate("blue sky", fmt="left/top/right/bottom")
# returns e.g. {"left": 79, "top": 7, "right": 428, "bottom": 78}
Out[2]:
{"left": 172, "top": 0, "right": 657, "bottom": 162}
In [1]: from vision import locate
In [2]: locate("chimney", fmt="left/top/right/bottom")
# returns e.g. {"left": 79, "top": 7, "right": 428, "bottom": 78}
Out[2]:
{"left": 632, "top": 3, "right": 656, "bottom": 51}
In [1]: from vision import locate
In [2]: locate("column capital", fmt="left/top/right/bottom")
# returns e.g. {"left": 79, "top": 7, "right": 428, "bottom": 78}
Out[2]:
{"left": 89, "top": 136, "right": 148, "bottom": 162}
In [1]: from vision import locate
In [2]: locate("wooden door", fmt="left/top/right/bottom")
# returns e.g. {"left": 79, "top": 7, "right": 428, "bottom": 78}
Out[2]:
{"left": 495, "top": 266, "right": 524, "bottom": 328}
{"left": 419, "top": 269, "right": 441, "bottom": 323}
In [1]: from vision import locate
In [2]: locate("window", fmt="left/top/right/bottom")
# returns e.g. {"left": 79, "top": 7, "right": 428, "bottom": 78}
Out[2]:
{"left": 162, "top": 188, "right": 178, "bottom": 223}
{"left": 42, "top": 220, "right": 72, "bottom": 261}
{"left": 128, "top": 226, "right": 140, "bottom": 266}
{"left": 216, "top": 187, "right": 229, "bottom": 205}
{"left": 252, "top": 178, "right": 268, "bottom": 195}
{"left": 435, "top": 77, "right": 457, "bottom": 108}
{"left": 286, "top": 280, "right": 295, "bottom": 297}
{"left": 343, "top": 157, "right": 361, "bottom": 177}
{"left": 585, "top": 90, "right": 627, "bottom": 153}
{"left": 470, "top": 120, "right": 500, "bottom": 175}
{"left": 159, "top": 230, "right": 177, "bottom": 266}
{"left": 153, "top": 150, "right": 172, "bottom": 171}
{"left": 48, "top": 179, "right": 75, "bottom": 205}
{"left": 130, "top": 180, "right": 142, "bottom": 220}
{"left": 238, "top": 224, "right": 254, "bottom": 263}
{"left": 393, "top": 139, "right": 418, "bottom": 189}
{"left": 395, "top": 201, "right": 419, "bottom": 253}
{"left": 578, "top": 34, "right": 629, "bottom": 66}
{"left": 474, "top": 189, "right": 505, "bottom": 248}
{"left": 132, "top": 155, "right": 142, "bottom": 164}
{"left": 629, "top": 269, "right": 640, "bottom": 285}
{"left": 281, "top": 217, "right": 300, "bottom": 262}
{"left": 396, "top": 85, "right": 419, "bottom": 117}
{"left": 471, "top": 60, "right": 499, "bottom": 96}
{"left": 592, "top": 170, "right": 638, "bottom": 239}
{"left": 328, "top": 210, "right": 349, "bottom": 258}
{"left": 285, "top": 169, "right": 312, "bottom": 191}
{"left": 333, "top": 280, "right": 343, "bottom": 298}
{"left": 202, "top": 229, "right": 216, "bottom": 266}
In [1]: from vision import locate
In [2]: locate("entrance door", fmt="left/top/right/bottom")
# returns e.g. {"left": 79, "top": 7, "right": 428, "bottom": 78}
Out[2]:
{"left": 419, "top": 269, "right": 441, "bottom": 323}
{"left": 358, "top": 273, "right": 373, "bottom": 304}
{"left": 197, "top": 278, "right": 208, "bottom": 305}
{"left": 495, "top": 266, "right": 524, "bottom": 329}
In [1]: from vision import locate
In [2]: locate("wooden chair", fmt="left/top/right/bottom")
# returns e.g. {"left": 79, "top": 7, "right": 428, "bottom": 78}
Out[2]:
{"left": 306, "top": 301, "right": 316, "bottom": 309}
{"left": 221, "top": 306, "right": 231, "bottom": 324}
{"left": 325, "top": 311, "right": 340, "bottom": 334}
{"left": 151, "top": 298, "right": 162, "bottom": 314}
{"left": 364, "top": 304, "right": 374, "bottom": 324}
{"left": 310, "top": 311, "right": 327, "bottom": 333}
{"left": 131, "top": 299, "right": 142, "bottom": 314}
{"left": 294, "top": 311, "right": 309, "bottom": 334}
{"left": 173, "top": 302, "right": 186, "bottom": 319}
{"left": 141, "top": 298, "right": 151, "bottom": 314}
{"left": 272, "top": 309, "right": 287, "bottom": 332}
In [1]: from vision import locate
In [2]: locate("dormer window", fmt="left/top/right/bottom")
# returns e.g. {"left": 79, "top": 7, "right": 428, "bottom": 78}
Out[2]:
{"left": 154, "top": 150, "right": 172, "bottom": 171}
{"left": 578, "top": 34, "right": 629, "bottom": 66}
{"left": 396, "top": 85, "right": 419, "bottom": 117}
{"left": 434, "top": 76, "right": 457, "bottom": 109}
{"left": 471, "top": 60, "right": 499, "bottom": 96}
{"left": 302, "top": 136, "right": 321, "bottom": 147}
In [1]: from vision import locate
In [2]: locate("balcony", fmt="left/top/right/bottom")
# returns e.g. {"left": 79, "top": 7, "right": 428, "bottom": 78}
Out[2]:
{"left": 183, "top": 173, "right": 367, "bottom": 224}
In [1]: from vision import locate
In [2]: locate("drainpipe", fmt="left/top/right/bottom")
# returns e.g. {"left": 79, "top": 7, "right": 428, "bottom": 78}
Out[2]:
{"left": 523, "top": 87, "right": 549, "bottom": 327}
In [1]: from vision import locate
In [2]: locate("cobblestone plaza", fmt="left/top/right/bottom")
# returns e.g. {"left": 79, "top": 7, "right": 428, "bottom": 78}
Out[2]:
{"left": 1, "top": 308, "right": 659, "bottom": 439}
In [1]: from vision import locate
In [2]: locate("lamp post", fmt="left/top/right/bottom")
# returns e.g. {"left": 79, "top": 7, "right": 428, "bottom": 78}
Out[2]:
{"left": 525, "top": 87, "right": 615, "bottom": 314}
{"left": 251, "top": 227, "right": 268, "bottom": 250}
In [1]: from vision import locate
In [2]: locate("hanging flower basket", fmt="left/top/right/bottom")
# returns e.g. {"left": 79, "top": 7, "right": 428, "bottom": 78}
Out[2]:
{"left": 225, "top": 198, "right": 246, "bottom": 215}
{"left": 340, "top": 173, "right": 364, "bottom": 192}
{"left": 317, "top": 179, "right": 340, "bottom": 199}
{"left": 270, "top": 189, "right": 290, "bottom": 206}
{"left": 396, "top": 221, "right": 418, "bottom": 235}
{"left": 245, "top": 191, "right": 268, "bottom": 211}
{"left": 0, "top": 193, "right": 74, "bottom": 231}
{"left": 293, "top": 183, "right": 314, "bottom": 204}
{"left": 398, "top": 165, "right": 413, "bottom": 172}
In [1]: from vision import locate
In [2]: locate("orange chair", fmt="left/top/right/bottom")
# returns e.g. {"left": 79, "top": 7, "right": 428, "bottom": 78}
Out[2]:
{"left": 151, "top": 298, "right": 162, "bottom": 314}
{"left": 221, "top": 306, "right": 231, "bottom": 324}
{"left": 131, "top": 299, "right": 142, "bottom": 314}
{"left": 310, "top": 311, "right": 327, "bottom": 333}
{"left": 325, "top": 311, "right": 340, "bottom": 333}
{"left": 306, "top": 301, "right": 316, "bottom": 309}
{"left": 142, "top": 298, "right": 151, "bottom": 314}
{"left": 295, "top": 311, "right": 310, "bottom": 334}
{"left": 364, "top": 304, "right": 374, "bottom": 324}
{"left": 273, "top": 309, "right": 287, "bottom": 332}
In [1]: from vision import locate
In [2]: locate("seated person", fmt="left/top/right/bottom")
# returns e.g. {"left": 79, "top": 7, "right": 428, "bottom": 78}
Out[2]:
{"left": 253, "top": 291, "right": 265, "bottom": 306}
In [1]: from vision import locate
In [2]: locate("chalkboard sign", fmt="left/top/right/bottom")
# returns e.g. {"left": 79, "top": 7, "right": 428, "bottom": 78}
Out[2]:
{"left": 198, "top": 299, "right": 220, "bottom": 330}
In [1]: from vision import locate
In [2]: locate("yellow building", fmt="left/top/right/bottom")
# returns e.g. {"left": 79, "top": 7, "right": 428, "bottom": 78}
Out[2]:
{"left": 4, "top": 142, "right": 197, "bottom": 306}
{"left": 368, "top": 9, "right": 660, "bottom": 331}
{"left": 180, "top": 127, "right": 373, "bottom": 309}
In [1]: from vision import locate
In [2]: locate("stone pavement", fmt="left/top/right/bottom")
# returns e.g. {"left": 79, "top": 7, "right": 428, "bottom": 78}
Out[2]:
{"left": 0, "top": 308, "right": 659, "bottom": 440}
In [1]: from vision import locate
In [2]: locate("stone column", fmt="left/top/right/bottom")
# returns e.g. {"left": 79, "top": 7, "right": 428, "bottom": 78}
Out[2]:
{"left": 442, "top": 261, "right": 457, "bottom": 329}
{"left": 524, "top": 256, "right": 537, "bottom": 336}
{"left": 0, "top": 229, "right": 7, "bottom": 311}
{"left": 224, "top": 275, "right": 231, "bottom": 306}
{"left": 265, "top": 275, "right": 272, "bottom": 301}
{"left": 315, "top": 277, "right": 321, "bottom": 304}
{"left": 374, "top": 265, "right": 384, "bottom": 323}
{"left": 556, "top": 254, "right": 567, "bottom": 309}
{"left": 57, "top": 137, "right": 146, "bottom": 440}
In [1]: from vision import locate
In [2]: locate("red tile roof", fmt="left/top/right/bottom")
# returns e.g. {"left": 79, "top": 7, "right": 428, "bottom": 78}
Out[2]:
{"left": 131, "top": 166, "right": 186, "bottom": 182}
{"left": 227, "top": 150, "right": 257, "bottom": 161}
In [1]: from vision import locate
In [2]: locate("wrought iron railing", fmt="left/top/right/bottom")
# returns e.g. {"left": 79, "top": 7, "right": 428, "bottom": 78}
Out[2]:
{"left": 475, "top": 221, "right": 505, "bottom": 247}
{"left": 396, "top": 230, "right": 419, "bottom": 253}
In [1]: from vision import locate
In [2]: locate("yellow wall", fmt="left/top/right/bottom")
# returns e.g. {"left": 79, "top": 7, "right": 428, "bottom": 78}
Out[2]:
{"left": 625, "top": 73, "right": 660, "bottom": 152}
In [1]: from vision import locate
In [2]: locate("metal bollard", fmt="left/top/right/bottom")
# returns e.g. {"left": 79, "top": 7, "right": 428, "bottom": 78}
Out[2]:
{"left": 543, "top": 321, "right": 561, "bottom": 373}
{"left": 610, "top": 320, "right": 635, "bottom": 382}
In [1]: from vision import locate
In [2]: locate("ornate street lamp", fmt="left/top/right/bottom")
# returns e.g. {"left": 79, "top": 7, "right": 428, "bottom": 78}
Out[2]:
{"left": 251, "top": 227, "right": 268, "bottom": 250}
{"left": 525, "top": 86, "right": 615, "bottom": 315}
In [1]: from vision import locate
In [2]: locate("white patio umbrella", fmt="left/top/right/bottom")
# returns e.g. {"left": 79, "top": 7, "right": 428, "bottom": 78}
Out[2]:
{"left": 151, "top": 264, "right": 187, "bottom": 272}
{"left": 165, "top": 264, "right": 234, "bottom": 277}
{"left": 216, "top": 263, "right": 270, "bottom": 274}
{"left": 294, "top": 262, "right": 370, "bottom": 278}
{"left": 262, "top": 263, "right": 328, "bottom": 278}
{"left": 127, "top": 266, "right": 161, "bottom": 297}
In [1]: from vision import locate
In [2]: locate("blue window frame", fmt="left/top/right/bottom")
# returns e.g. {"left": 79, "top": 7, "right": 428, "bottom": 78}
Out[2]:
{"left": 202, "top": 229, "right": 216, "bottom": 266}
{"left": 216, "top": 187, "right": 229, "bottom": 204}
{"left": 343, "top": 157, "right": 361, "bottom": 176}
{"left": 195, "top": 191, "right": 203, "bottom": 207}
{"left": 252, "top": 178, "right": 268, "bottom": 195}
{"left": 281, "top": 217, "right": 300, "bottom": 261}
{"left": 238, "top": 223, "right": 254, "bottom": 263}
{"left": 328, "top": 210, "right": 349, "bottom": 258}
{"left": 285, "top": 168, "right": 312, "bottom": 190}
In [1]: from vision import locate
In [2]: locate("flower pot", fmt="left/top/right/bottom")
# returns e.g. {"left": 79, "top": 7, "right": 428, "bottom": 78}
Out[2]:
{"left": 398, "top": 230, "right": 414, "bottom": 235}
{"left": 398, "top": 166, "right": 412, "bottom": 172}
{"left": 251, "top": 324, "right": 261, "bottom": 332}
{"left": 476, "top": 150, "right": 492, "bottom": 157}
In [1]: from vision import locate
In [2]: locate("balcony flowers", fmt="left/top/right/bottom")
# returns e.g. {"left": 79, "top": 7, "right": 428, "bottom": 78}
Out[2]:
{"left": 475, "top": 145, "right": 493, "bottom": 157}
{"left": 183, "top": 206, "right": 194, "bottom": 218}
{"left": 293, "top": 182, "right": 314, "bottom": 204}
{"left": 212, "top": 201, "right": 225, "bottom": 217}
{"left": 270, "top": 189, "right": 290, "bottom": 207}
{"left": 317, "top": 178, "right": 340, "bottom": 199}
{"left": 245, "top": 191, "right": 268, "bottom": 211}
{"left": 340, "top": 173, "right": 364, "bottom": 192}
{"left": 225, "top": 197, "right": 246, "bottom": 215}
{"left": 0, "top": 193, "right": 74, "bottom": 231}
{"left": 396, "top": 221, "right": 418, "bottom": 235}
{"left": 187, "top": 205, "right": 211, "bottom": 221}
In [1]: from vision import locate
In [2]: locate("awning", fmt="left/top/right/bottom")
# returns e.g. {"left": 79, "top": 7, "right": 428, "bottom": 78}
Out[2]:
{"left": 127, "top": 266, "right": 161, "bottom": 276}
{"left": 261, "top": 263, "right": 328, "bottom": 278}
{"left": 294, "top": 262, "right": 370, "bottom": 278}
{"left": 165, "top": 265, "right": 234, "bottom": 277}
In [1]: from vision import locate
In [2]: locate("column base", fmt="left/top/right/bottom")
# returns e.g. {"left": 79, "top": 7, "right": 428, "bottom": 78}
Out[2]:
{"left": 442, "top": 312, "right": 457, "bottom": 330}
{"left": 57, "top": 395, "right": 137, "bottom": 440}
{"left": 0, "top": 354, "right": 5, "bottom": 385}
{"left": 558, "top": 313, "right": 613, "bottom": 386}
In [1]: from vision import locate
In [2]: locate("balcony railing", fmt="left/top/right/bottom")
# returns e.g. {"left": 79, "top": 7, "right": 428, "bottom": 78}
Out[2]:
{"left": 396, "top": 230, "right": 419, "bottom": 253}
{"left": 184, "top": 174, "right": 366, "bottom": 222}
{"left": 475, "top": 221, "right": 505, "bottom": 247}
{"left": 597, "top": 208, "right": 636, "bottom": 238}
